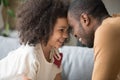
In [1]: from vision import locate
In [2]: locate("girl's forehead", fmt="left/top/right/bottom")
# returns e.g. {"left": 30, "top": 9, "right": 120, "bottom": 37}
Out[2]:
{"left": 54, "top": 18, "right": 68, "bottom": 27}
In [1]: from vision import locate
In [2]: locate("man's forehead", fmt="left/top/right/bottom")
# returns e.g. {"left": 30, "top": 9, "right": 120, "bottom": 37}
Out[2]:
{"left": 67, "top": 13, "right": 74, "bottom": 24}
{"left": 67, "top": 12, "right": 73, "bottom": 18}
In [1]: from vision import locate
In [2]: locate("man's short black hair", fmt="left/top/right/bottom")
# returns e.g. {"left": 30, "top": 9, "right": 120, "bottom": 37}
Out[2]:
{"left": 69, "top": 0, "right": 109, "bottom": 20}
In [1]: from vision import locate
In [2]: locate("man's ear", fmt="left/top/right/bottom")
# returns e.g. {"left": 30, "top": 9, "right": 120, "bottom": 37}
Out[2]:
{"left": 80, "top": 13, "right": 90, "bottom": 26}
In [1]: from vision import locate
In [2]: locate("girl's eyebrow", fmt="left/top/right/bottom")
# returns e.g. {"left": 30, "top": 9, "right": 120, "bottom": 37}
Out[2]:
{"left": 60, "top": 26, "right": 69, "bottom": 29}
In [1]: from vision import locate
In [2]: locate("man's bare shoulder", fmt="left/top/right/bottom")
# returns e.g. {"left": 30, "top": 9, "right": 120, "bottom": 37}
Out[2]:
{"left": 95, "top": 16, "right": 120, "bottom": 38}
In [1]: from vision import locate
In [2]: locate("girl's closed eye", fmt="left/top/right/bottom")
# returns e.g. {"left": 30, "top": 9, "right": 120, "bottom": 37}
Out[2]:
{"left": 58, "top": 26, "right": 69, "bottom": 33}
{"left": 59, "top": 28, "right": 64, "bottom": 32}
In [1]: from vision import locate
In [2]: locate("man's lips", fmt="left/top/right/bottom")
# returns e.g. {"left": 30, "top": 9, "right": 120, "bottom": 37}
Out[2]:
{"left": 79, "top": 38, "right": 86, "bottom": 45}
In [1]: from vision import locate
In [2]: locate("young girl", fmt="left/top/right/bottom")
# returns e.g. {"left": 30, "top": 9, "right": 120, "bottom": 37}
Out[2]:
{"left": 0, "top": 0, "right": 69, "bottom": 80}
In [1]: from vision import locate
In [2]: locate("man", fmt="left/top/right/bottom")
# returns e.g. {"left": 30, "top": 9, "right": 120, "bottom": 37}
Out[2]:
{"left": 68, "top": 0, "right": 120, "bottom": 80}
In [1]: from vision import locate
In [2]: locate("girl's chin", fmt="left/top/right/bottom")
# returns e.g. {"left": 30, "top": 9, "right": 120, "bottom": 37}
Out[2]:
{"left": 55, "top": 45, "right": 62, "bottom": 49}
{"left": 55, "top": 46, "right": 61, "bottom": 49}
{"left": 53, "top": 42, "right": 64, "bottom": 48}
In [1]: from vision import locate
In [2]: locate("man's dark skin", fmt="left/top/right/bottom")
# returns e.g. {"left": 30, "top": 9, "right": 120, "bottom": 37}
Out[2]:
{"left": 68, "top": 0, "right": 120, "bottom": 80}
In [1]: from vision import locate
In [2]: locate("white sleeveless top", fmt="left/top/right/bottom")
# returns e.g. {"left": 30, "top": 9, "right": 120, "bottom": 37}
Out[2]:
{"left": 0, "top": 43, "right": 62, "bottom": 80}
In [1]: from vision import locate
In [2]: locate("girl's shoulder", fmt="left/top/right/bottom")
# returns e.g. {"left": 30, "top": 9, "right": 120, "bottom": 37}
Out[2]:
{"left": 0, "top": 44, "right": 38, "bottom": 68}
{"left": 10, "top": 44, "right": 35, "bottom": 55}
{"left": 0, "top": 45, "right": 39, "bottom": 80}
{"left": 4, "top": 44, "right": 37, "bottom": 64}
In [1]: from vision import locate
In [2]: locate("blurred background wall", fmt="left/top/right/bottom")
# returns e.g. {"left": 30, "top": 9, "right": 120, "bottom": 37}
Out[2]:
{"left": 0, "top": 5, "right": 3, "bottom": 29}
{"left": 103, "top": 0, "right": 120, "bottom": 14}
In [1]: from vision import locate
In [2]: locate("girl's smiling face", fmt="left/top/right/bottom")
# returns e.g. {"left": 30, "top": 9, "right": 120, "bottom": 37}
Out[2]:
{"left": 47, "top": 18, "right": 69, "bottom": 49}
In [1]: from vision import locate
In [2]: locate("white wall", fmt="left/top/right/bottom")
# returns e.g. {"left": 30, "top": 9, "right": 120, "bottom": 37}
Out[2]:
{"left": 103, "top": 0, "right": 120, "bottom": 15}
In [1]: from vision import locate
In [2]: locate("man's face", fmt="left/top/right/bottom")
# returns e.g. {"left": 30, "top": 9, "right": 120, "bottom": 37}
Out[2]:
{"left": 68, "top": 12, "right": 94, "bottom": 48}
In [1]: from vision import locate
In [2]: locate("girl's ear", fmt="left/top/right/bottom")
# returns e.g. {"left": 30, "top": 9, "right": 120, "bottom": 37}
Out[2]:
{"left": 80, "top": 13, "right": 90, "bottom": 27}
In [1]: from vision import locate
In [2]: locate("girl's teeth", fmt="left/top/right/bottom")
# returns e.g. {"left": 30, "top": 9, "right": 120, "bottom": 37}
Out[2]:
{"left": 79, "top": 38, "right": 82, "bottom": 42}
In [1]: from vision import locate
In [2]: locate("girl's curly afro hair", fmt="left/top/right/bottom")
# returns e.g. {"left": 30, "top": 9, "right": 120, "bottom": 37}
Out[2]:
{"left": 16, "top": 0, "right": 69, "bottom": 46}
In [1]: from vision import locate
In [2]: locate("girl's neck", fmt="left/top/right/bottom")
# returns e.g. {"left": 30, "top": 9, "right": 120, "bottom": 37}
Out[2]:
{"left": 41, "top": 43, "right": 52, "bottom": 62}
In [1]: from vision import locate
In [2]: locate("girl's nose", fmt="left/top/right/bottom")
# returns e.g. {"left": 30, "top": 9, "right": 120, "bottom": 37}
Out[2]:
{"left": 63, "top": 32, "right": 68, "bottom": 39}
